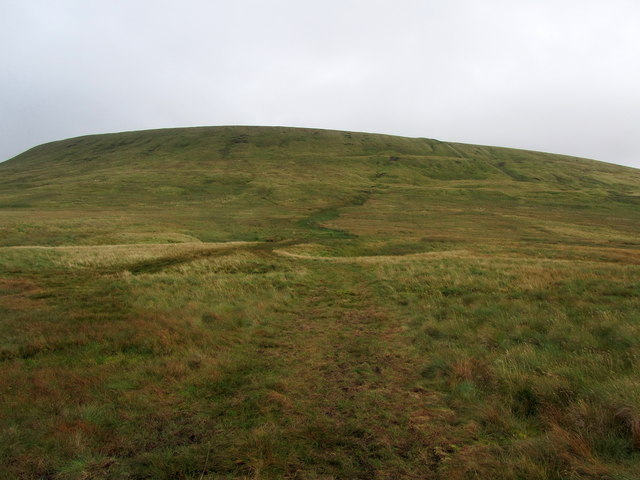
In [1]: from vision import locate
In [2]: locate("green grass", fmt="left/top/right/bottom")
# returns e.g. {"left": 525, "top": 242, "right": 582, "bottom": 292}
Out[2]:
{"left": 1, "top": 126, "right": 640, "bottom": 478}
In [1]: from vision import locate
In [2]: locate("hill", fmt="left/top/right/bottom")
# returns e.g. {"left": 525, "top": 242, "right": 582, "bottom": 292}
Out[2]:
{"left": 2, "top": 126, "right": 640, "bottom": 247}
{"left": 1, "top": 126, "right": 640, "bottom": 479}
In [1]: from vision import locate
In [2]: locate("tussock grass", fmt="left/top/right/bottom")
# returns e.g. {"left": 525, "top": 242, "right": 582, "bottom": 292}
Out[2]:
{"left": 273, "top": 246, "right": 471, "bottom": 263}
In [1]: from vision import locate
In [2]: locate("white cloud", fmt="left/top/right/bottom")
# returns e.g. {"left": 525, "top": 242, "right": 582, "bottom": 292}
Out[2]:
{"left": 1, "top": 0, "right": 639, "bottom": 167}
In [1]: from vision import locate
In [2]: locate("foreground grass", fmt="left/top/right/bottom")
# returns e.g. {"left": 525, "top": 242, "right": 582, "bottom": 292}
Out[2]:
{"left": 2, "top": 240, "right": 640, "bottom": 479}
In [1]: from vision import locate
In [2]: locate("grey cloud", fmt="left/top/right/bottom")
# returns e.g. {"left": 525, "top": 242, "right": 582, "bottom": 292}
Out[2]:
{"left": 1, "top": 0, "right": 639, "bottom": 168}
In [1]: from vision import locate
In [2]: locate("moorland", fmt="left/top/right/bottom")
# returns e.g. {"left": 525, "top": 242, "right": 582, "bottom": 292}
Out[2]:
{"left": 1, "top": 126, "right": 640, "bottom": 479}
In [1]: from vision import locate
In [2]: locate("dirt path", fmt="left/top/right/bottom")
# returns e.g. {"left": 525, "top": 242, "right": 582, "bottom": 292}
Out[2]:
{"left": 250, "top": 259, "right": 456, "bottom": 478}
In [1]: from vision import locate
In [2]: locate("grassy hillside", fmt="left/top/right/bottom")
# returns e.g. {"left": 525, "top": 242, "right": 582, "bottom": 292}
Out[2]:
{"left": 1, "top": 126, "right": 640, "bottom": 479}
{"left": 2, "top": 126, "right": 640, "bottom": 247}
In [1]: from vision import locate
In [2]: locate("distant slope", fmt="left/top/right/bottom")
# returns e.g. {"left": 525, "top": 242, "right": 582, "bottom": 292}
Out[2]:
{"left": 1, "top": 126, "right": 639, "bottom": 247}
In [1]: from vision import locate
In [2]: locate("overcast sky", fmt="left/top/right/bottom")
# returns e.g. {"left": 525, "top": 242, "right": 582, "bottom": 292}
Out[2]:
{"left": 1, "top": 0, "right": 639, "bottom": 168}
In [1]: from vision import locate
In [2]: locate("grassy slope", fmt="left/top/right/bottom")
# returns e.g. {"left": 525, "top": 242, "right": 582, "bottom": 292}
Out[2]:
{"left": 1, "top": 126, "right": 640, "bottom": 479}
{"left": 1, "top": 126, "right": 639, "bottom": 247}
